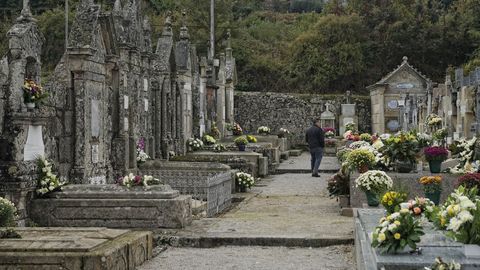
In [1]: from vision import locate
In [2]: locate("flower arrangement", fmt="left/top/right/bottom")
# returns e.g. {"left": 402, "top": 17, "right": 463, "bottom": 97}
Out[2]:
{"left": 323, "top": 128, "right": 335, "bottom": 138}
{"left": 348, "top": 141, "right": 371, "bottom": 150}
{"left": 119, "top": 173, "right": 161, "bottom": 188}
{"left": 345, "top": 122, "right": 356, "bottom": 132}
{"left": 436, "top": 186, "right": 480, "bottom": 244}
{"left": 37, "top": 157, "right": 65, "bottom": 195}
{"left": 456, "top": 173, "right": 480, "bottom": 191}
{"left": 202, "top": 134, "right": 216, "bottom": 145}
{"left": 355, "top": 170, "right": 393, "bottom": 194}
{"left": 346, "top": 148, "right": 375, "bottom": 172}
{"left": 372, "top": 139, "right": 384, "bottom": 150}
{"left": 325, "top": 139, "right": 337, "bottom": 147}
{"left": 404, "top": 197, "right": 437, "bottom": 221}
{"left": 381, "top": 191, "right": 407, "bottom": 214}
{"left": 336, "top": 148, "right": 352, "bottom": 163}
{"left": 168, "top": 151, "right": 176, "bottom": 158}
{"left": 187, "top": 138, "right": 204, "bottom": 151}
{"left": 449, "top": 137, "right": 477, "bottom": 174}
{"left": 419, "top": 176, "right": 442, "bottom": 193}
{"left": 427, "top": 114, "right": 442, "bottom": 127}
{"left": 425, "top": 257, "right": 461, "bottom": 270}
{"left": 22, "top": 79, "right": 47, "bottom": 104}
{"left": 136, "top": 138, "right": 150, "bottom": 164}
{"left": 234, "top": 136, "right": 249, "bottom": 146}
{"left": 246, "top": 135, "right": 257, "bottom": 143}
{"left": 278, "top": 128, "right": 290, "bottom": 138}
{"left": 232, "top": 123, "right": 243, "bottom": 135}
{"left": 383, "top": 132, "right": 419, "bottom": 163}
{"left": 213, "top": 143, "right": 227, "bottom": 152}
{"left": 257, "top": 126, "right": 271, "bottom": 135}
{"left": 417, "top": 133, "right": 433, "bottom": 148}
{"left": 360, "top": 133, "right": 372, "bottom": 142}
{"left": 209, "top": 125, "right": 221, "bottom": 139}
{"left": 0, "top": 197, "right": 17, "bottom": 227}
{"left": 371, "top": 209, "right": 425, "bottom": 254}
{"left": 433, "top": 128, "right": 448, "bottom": 143}
{"left": 235, "top": 172, "right": 255, "bottom": 190}
{"left": 343, "top": 130, "right": 360, "bottom": 141}
{"left": 327, "top": 172, "right": 350, "bottom": 197}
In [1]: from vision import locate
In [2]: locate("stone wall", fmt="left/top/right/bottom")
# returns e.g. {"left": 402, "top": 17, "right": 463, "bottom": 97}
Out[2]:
{"left": 234, "top": 92, "right": 371, "bottom": 145}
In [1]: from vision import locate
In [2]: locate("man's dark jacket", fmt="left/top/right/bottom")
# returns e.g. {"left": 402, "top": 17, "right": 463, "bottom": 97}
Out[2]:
{"left": 306, "top": 126, "right": 325, "bottom": 149}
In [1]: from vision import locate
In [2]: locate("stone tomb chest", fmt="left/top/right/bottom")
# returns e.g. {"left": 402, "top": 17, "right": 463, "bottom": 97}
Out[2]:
{"left": 29, "top": 184, "right": 192, "bottom": 228}
{"left": 355, "top": 209, "right": 480, "bottom": 270}
{"left": 0, "top": 227, "right": 152, "bottom": 270}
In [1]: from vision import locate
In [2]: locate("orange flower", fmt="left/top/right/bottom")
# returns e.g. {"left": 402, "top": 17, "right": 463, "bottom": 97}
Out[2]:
{"left": 413, "top": 207, "right": 422, "bottom": 215}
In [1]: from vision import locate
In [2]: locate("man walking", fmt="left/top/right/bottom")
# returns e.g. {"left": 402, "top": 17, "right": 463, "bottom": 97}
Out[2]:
{"left": 306, "top": 119, "right": 325, "bottom": 177}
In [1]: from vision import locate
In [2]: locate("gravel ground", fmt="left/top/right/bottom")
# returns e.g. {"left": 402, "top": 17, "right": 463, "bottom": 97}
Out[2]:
{"left": 139, "top": 245, "right": 356, "bottom": 270}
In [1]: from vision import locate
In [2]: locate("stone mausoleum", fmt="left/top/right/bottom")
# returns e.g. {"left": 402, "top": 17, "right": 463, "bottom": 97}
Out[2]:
{"left": 0, "top": 0, "right": 236, "bottom": 225}
{"left": 369, "top": 56, "right": 433, "bottom": 134}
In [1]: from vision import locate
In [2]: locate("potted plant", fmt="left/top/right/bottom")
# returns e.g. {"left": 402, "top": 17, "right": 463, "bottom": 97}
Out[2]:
{"left": 22, "top": 79, "right": 47, "bottom": 109}
{"left": 257, "top": 126, "right": 270, "bottom": 135}
{"left": 325, "top": 139, "right": 337, "bottom": 154}
{"left": 355, "top": 170, "right": 393, "bottom": 206}
{"left": 232, "top": 123, "right": 243, "bottom": 135}
{"left": 381, "top": 191, "right": 407, "bottom": 214}
{"left": 0, "top": 197, "right": 21, "bottom": 239}
{"left": 455, "top": 172, "right": 480, "bottom": 193}
{"left": 323, "top": 127, "right": 335, "bottom": 138}
{"left": 36, "top": 157, "right": 66, "bottom": 196}
{"left": 360, "top": 133, "right": 372, "bottom": 142}
{"left": 424, "top": 146, "right": 448, "bottom": 173}
{"left": 187, "top": 138, "right": 204, "bottom": 152}
{"left": 383, "top": 132, "right": 419, "bottom": 173}
{"left": 404, "top": 197, "right": 437, "bottom": 221}
{"left": 278, "top": 128, "right": 290, "bottom": 138}
{"left": 419, "top": 176, "right": 442, "bottom": 205}
{"left": 425, "top": 257, "right": 461, "bottom": 270}
{"left": 213, "top": 143, "right": 227, "bottom": 152}
{"left": 235, "top": 172, "right": 255, "bottom": 192}
{"left": 371, "top": 209, "right": 424, "bottom": 254}
{"left": 426, "top": 113, "right": 442, "bottom": 131}
{"left": 346, "top": 148, "right": 375, "bottom": 173}
{"left": 202, "top": 134, "right": 216, "bottom": 146}
{"left": 246, "top": 135, "right": 257, "bottom": 143}
{"left": 136, "top": 138, "right": 150, "bottom": 164}
{"left": 234, "top": 136, "right": 248, "bottom": 151}
{"left": 327, "top": 169, "right": 350, "bottom": 208}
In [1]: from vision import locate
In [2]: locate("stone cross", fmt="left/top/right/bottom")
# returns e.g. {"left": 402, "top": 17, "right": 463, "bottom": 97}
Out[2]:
{"left": 18, "top": 0, "right": 34, "bottom": 22}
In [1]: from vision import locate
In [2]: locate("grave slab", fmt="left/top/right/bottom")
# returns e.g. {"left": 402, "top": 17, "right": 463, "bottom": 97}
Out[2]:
{"left": 29, "top": 184, "right": 192, "bottom": 228}
{"left": 0, "top": 227, "right": 152, "bottom": 270}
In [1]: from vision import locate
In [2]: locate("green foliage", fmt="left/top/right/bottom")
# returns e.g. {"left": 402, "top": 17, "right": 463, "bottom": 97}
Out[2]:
{"left": 0, "top": 197, "right": 17, "bottom": 227}
{"left": 234, "top": 136, "right": 249, "bottom": 146}
{"left": 346, "top": 148, "right": 375, "bottom": 171}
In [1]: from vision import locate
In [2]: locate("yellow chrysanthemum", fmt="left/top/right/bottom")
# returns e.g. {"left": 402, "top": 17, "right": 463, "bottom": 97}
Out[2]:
{"left": 394, "top": 233, "right": 401, "bottom": 240}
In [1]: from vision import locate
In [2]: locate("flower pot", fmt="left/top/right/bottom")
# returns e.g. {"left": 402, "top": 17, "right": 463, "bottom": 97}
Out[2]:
{"left": 236, "top": 185, "right": 247, "bottom": 193}
{"left": 395, "top": 160, "right": 415, "bottom": 173}
{"left": 338, "top": 195, "right": 350, "bottom": 208}
{"left": 358, "top": 164, "right": 369, "bottom": 173}
{"left": 428, "top": 160, "right": 442, "bottom": 173}
{"left": 25, "top": 102, "right": 35, "bottom": 109}
{"left": 425, "top": 190, "right": 441, "bottom": 205}
{"left": 365, "top": 190, "right": 380, "bottom": 207}
{"left": 238, "top": 144, "right": 246, "bottom": 151}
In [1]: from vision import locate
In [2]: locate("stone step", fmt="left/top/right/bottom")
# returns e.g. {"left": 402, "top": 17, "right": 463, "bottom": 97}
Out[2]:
{"left": 288, "top": 150, "right": 303, "bottom": 156}
{"left": 154, "top": 234, "right": 353, "bottom": 248}
{"left": 273, "top": 169, "right": 339, "bottom": 174}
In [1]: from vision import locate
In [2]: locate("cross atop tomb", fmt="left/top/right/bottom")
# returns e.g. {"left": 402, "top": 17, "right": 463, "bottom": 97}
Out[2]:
{"left": 17, "top": 0, "right": 35, "bottom": 22}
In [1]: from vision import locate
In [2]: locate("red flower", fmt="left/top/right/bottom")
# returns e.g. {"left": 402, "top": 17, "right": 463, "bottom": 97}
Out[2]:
{"left": 134, "top": 175, "right": 142, "bottom": 184}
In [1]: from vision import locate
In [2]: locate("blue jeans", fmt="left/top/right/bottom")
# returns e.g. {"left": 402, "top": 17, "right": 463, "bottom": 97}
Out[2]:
{"left": 310, "top": 147, "right": 323, "bottom": 175}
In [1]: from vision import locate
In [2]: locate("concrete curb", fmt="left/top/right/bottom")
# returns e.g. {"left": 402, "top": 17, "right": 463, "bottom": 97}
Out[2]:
{"left": 155, "top": 235, "right": 354, "bottom": 248}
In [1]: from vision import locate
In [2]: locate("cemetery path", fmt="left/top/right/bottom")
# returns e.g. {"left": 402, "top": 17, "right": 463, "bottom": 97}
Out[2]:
{"left": 277, "top": 153, "right": 340, "bottom": 173}
{"left": 141, "top": 154, "right": 355, "bottom": 269}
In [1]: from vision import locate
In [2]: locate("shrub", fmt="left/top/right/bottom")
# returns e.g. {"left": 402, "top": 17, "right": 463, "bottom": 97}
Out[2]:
{"left": 234, "top": 136, "right": 249, "bottom": 146}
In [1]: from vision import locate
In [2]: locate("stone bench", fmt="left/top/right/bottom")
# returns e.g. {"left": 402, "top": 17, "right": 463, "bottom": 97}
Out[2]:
{"left": 350, "top": 172, "right": 458, "bottom": 208}
{"left": 355, "top": 209, "right": 480, "bottom": 270}
{"left": 139, "top": 160, "right": 232, "bottom": 217}
{"left": 29, "top": 184, "right": 191, "bottom": 228}
{"left": 0, "top": 227, "right": 152, "bottom": 270}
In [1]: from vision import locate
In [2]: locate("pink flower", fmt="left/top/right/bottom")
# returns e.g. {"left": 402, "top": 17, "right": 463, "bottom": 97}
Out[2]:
{"left": 134, "top": 175, "right": 142, "bottom": 184}
{"left": 413, "top": 207, "right": 422, "bottom": 215}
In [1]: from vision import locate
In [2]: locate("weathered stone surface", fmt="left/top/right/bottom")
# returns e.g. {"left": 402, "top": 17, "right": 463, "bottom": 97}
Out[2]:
{"left": 140, "top": 160, "right": 232, "bottom": 217}
{"left": 355, "top": 209, "right": 480, "bottom": 270}
{"left": 0, "top": 227, "right": 152, "bottom": 270}
{"left": 350, "top": 172, "right": 458, "bottom": 208}
{"left": 29, "top": 184, "right": 192, "bottom": 228}
{"left": 234, "top": 92, "right": 371, "bottom": 145}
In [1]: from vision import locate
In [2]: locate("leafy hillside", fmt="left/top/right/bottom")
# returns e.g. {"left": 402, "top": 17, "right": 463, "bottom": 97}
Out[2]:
{"left": 1, "top": 0, "right": 479, "bottom": 93}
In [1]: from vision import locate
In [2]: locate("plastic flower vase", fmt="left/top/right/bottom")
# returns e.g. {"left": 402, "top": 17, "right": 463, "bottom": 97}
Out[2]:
{"left": 428, "top": 160, "right": 442, "bottom": 173}
{"left": 425, "top": 190, "right": 441, "bottom": 205}
{"left": 365, "top": 190, "right": 380, "bottom": 207}
{"left": 238, "top": 144, "right": 246, "bottom": 151}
